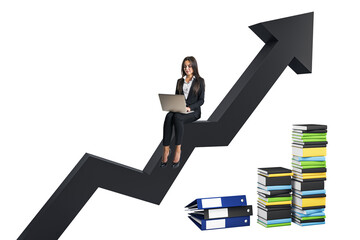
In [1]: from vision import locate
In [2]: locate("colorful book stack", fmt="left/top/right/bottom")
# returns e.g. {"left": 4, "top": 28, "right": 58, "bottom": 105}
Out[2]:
{"left": 185, "top": 195, "right": 253, "bottom": 230}
{"left": 291, "top": 124, "right": 327, "bottom": 226}
{"left": 257, "top": 167, "right": 293, "bottom": 228}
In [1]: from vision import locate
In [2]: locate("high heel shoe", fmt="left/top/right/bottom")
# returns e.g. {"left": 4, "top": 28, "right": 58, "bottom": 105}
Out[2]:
{"left": 172, "top": 151, "right": 181, "bottom": 169}
{"left": 160, "top": 148, "right": 171, "bottom": 168}
{"left": 172, "top": 160, "right": 180, "bottom": 169}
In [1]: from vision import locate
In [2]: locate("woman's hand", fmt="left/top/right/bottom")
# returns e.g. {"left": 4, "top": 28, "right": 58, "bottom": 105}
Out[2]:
{"left": 186, "top": 107, "right": 191, "bottom": 112}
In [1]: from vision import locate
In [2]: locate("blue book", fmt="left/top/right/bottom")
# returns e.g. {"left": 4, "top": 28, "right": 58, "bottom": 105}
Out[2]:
{"left": 258, "top": 183, "right": 291, "bottom": 191}
{"left": 258, "top": 217, "right": 291, "bottom": 225}
{"left": 292, "top": 156, "right": 326, "bottom": 161}
{"left": 292, "top": 209, "right": 325, "bottom": 217}
{"left": 188, "top": 214, "right": 250, "bottom": 230}
{"left": 293, "top": 207, "right": 325, "bottom": 215}
{"left": 185, "top": 195, "right": 247, "bottom": 210}
{"left": 293, "top": 189, "right": 326, "bottom": 196}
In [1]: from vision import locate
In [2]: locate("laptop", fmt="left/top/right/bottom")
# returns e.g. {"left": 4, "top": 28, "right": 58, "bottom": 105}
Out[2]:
{"left": 158, "top": 94, "right": 194, "bottom": 114}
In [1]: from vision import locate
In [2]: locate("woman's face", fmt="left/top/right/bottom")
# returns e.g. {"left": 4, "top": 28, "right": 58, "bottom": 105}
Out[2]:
{"left": 183, "top": 60, "right": 193, "bottom": 76}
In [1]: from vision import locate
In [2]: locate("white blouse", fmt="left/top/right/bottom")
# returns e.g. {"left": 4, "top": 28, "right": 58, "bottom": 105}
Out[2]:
{"left": 183, "top": 76, "right": 195, "bottom": 99}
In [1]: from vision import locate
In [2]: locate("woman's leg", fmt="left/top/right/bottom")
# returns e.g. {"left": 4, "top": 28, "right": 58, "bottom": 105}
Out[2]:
{"left": 161, "top": 145, "right": 171, "bottom": 165}
{"left": 173, "top": 144, "right": 181, "bottom": 164}
{"left": 172, "top": 113, "right": 197, "bottom": 164}
{"left": 161, "top": 112, "right": 174, "bottom": 165}
{"left": 163, "top": 112, "right": 174, "bottom": 147}
{"left": 173, "top": 113, "right": 197, "bottom": 146}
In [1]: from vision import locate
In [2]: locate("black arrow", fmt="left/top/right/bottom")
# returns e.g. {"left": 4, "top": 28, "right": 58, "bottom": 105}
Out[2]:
{"left": 18, "top": 12, "right": 313, "bottom": 240}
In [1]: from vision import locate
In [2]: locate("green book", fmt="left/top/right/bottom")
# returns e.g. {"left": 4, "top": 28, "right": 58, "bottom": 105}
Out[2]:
{"left": 292, "top": 160, "right": 326, "bottom": 167}
{"left": 300, "top": 216, "right": 326, "bottom": 221}
{"left": 257, "top": 221, "right": 291, "bottom": 228}
{"left": 293, "top": 164, "right": 326, "bottom": 169}
{"left": 292, "top": 132, "right": 327, "bottom": 137}
{"left": 292, "top": 138, "right": 327, "bottom": 143}
{"left": 259, "top": 196, "right": 292, "bottom": 202}
{"left": 292, "top": 136, "right": 327, "bottom": 140}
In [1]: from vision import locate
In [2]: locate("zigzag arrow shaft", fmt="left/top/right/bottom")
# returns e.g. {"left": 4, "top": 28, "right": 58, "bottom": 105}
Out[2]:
{"left": 18, "top": 12, "right": 313, "bottom": 240}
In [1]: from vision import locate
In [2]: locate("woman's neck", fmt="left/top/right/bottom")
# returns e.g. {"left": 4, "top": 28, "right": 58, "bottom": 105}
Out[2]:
{"left": 185, "top": 74, "right": 193, "bottom": 83}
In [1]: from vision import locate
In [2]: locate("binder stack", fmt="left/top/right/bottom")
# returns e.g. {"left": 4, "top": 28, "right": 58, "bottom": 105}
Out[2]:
{"left": 291, "top": 124, "right": 327, "bottom": 226}
{"left": 257, "top": 167, "right": 293, "bottom": 227}
{"left": 185, "top": 195, "right": 253, "bottom": 230}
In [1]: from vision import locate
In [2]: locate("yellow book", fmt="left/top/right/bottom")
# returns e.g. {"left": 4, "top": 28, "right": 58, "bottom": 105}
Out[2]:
{"left": 293, "top": 172, "right": 326, "bottom": 179}
{"left": 258, "top": 172, "right": 293, "bottom": 178}
{"left": 292, "top": 147, "right": 326, "bottom": 157}
{"left": 258, "top": 199, "right": 292, "bottom": 206}
{"left": 293, "top": 197, "right": 326, "bottom": 207}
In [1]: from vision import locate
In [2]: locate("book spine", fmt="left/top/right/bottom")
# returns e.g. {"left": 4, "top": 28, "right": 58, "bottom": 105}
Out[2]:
{"left": 203, "top": 216, "right": 250, "bottom": 230}
{"left": 204, "top": 205, "right": 253, "bottom": 219}
{"left": 198, "top": 195, "right": 247, "bottom": 209}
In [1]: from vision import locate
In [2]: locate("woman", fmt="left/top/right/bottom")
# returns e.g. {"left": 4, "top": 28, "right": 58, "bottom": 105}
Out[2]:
{"left": 160, "top": 56, "right": 205, "bottom": 168}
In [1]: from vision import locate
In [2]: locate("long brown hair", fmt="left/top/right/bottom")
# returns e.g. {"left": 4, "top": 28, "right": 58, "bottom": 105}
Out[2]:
{"left": 177, "top": 56, "right": 204, "bottom": 96}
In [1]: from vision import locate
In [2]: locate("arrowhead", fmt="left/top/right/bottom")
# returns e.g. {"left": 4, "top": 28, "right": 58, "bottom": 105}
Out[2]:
{"left": 249, "top": 12, "right": 314, "bottom": 74}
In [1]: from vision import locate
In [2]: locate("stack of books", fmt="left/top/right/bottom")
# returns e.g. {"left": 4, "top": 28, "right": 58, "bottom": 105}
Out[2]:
{"left": 257, "top": 167, "right": 293, "bottom": 227}
{"left": 185, "top": 195, "right": 253, "bottom": 230}
{"left": 291, "top": 124, "right": 327, "bottom": 226}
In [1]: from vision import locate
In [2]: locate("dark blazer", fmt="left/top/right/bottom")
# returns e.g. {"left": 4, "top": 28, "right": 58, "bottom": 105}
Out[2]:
{"left": 175, "top": 77, "right": 205, "bottom": 119}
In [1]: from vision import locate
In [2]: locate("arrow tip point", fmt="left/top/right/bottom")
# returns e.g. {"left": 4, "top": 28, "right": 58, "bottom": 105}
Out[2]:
{"left": 250, "top": 12, "right": 314, "bottom": 74}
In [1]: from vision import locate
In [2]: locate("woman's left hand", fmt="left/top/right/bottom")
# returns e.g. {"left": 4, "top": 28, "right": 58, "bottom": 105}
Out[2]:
{"left": 186, "top": 107, "right": 191, "bottom": 112}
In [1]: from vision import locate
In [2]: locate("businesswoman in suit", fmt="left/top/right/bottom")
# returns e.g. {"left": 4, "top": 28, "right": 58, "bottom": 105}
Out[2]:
{"left": 160, "top": 56, "right": 205, "bottom": 168}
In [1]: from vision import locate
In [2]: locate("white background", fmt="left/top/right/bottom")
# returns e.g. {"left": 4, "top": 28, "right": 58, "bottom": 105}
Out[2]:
{"left": 1, "top": 0, "right": 359, "bottom": 239}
